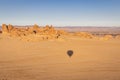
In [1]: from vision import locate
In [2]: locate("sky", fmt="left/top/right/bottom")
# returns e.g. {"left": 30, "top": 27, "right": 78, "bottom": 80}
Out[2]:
{"left": 0, "top": 0, "right": 120, "bottom": 26}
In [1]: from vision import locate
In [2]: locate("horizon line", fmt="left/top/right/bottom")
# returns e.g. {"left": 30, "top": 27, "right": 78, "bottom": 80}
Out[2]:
{"left": 0, "top": 24, "right": 120, "bottom": 27}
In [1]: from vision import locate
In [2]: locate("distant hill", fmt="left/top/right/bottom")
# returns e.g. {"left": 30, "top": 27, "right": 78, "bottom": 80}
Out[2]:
{"left": 55, "top": 27, "right": 120, "bottom": 35}
{"left": 1, "top": 25, "right": 120, "bottom": 35}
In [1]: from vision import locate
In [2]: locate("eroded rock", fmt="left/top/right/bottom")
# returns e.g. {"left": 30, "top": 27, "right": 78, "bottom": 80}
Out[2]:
{"left": 74, "top": 32, "right": 94, "bottom": 39}
{"left": 1, "top": 24, "right": 64, "bottom": 41}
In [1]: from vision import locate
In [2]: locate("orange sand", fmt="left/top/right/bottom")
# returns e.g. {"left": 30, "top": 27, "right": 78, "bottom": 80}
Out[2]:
{"left": 0, "top": 34, "right": 120, "bottom": 80}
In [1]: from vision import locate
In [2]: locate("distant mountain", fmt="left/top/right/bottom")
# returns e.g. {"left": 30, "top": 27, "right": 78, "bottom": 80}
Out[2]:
{"left": 55, "top": 27, "right": 120, "bottom": 35}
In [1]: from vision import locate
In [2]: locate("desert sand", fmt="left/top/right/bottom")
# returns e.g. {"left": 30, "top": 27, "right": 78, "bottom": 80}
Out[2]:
{"left": 0, "top": 25, "right": 120, "bottom": 80}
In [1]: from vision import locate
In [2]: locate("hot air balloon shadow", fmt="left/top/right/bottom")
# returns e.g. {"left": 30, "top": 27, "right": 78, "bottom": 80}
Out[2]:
{"left": 67, "top": 50, "right": 73, "bottom": 58}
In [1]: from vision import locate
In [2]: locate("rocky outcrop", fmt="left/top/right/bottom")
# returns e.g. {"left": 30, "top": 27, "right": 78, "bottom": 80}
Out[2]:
{"left": 104, "top": 35, "right": 113, "bottom": 40}
{"left": 74, "top": 32, "right": 94, "bottom": 39}
{"left": 99, "top": 35, "right": 113, "bottom": 40}
{"left": 2, "top": 24, "right": 14, "bottom": 34}
{"left": 2, "top": 24, "right": 119, "bottom": 41}
{"left": 115, "top": 35, "right": 120, "bottom": 39}
{"left": 8, "top": 24, "right": 14, "bottom": 32}
{"left": 2, "top": 24, "right": 9, "bottom": 34}
{"left": 1, "top": 24, "right": 63, "bottom": 41}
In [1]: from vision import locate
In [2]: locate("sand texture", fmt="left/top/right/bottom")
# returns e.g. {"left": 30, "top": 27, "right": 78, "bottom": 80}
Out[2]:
{"left": 0, "top": 34, "right": 120, "bottom": 80}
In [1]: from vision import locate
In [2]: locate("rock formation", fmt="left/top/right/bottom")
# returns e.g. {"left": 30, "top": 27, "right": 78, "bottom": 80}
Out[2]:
{"left": 1, "top": 24, "right": 64, "bottom": 41}
{"left": 115, "top": 35, "right": 120, "bottom": 39}
{"left": 104, "top": 35, "right": 113, "bottom": 40}
{"left": 99, "top": 35, "right": 113, "bottom": 40}
{"left": 2, "top": 24, "right": 119, "bottom": 41}
{"left": 2, "top": 24, "right": 9, "bottom": 34}
{"left": 74, "top": 32, "right": 94, "bottom": 39}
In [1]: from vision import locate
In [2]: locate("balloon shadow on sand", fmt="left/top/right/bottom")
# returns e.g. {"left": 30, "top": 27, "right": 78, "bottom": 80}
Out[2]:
{"left": 67, "top": 50, "right": 74, "bottom": 58}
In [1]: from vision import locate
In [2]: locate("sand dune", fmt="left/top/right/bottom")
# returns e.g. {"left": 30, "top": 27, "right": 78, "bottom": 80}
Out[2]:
{"left": 0, "top": 34, "right": 120, "bottom": 80}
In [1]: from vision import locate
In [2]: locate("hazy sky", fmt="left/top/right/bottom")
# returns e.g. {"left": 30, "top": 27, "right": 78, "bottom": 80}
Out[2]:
{"left": 0, "top": 0, "right": 120, "bottom": 26}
